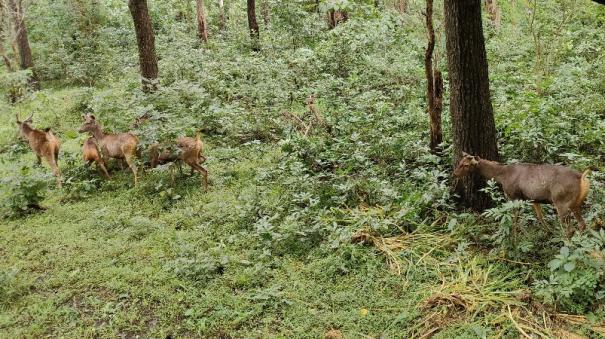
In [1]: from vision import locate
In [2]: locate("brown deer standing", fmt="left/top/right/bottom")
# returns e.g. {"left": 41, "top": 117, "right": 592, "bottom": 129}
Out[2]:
{"left": 78, "top": 114, "right": 139, "bottom": 185}
{"left": 16, "top": 113, "right": 62, "bottom": 188}
{"left": 149, "top": 134, "right": 208, "bottom": 191}
{"left": 454, "top": 152, "right": 590, "bottom": 235}
{"left": 82, "top": 137, "right": 110, "bottom": 179}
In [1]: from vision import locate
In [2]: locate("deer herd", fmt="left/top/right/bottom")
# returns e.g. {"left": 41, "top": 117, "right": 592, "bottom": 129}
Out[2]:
{"left": 15, "top": 113, "right": 592, "bottom": 235}
{"left": 16, "top": 113, "right": 208, "bottom": 191}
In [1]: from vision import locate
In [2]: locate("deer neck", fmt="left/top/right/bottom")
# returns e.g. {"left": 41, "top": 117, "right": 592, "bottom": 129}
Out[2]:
{"left": 90, "top": 125, "right": 106, "bottom": 142}
{"left": 20, "top": 123, "right": 34, "bottom": 139}
{"left": 476, "top": 159, "right": 509, "bottom": 184}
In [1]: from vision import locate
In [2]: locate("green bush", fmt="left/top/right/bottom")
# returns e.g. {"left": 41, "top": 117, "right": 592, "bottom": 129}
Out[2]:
{"left": 1, "top": 167, "right": 49, "bottom": 218}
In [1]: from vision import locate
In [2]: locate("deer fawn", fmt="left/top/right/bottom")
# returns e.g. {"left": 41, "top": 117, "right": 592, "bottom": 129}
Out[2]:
{"left": 78, "top": 114, "right": 139, "bottom": 185}
{"left": 454, "top": 152, "right": 590, "bottom": 235}
{"left": 16, "top": 113, "right": 62, "bottom": 188}
{"left": 82, "top": 137, "right": 110, "bottom": 179}
{"left": 149, "top": 134, "right": 208, "bottom": 190}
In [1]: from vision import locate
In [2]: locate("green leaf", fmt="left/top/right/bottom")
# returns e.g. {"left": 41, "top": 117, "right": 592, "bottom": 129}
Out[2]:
{"left": 548, "top": 259, "right": 562, "bottom": 271}
{"left": 560, "top": 246, "right": 570, "bottom": 257}
{"left": 563, "top": 261, "right": 576, "bottom": 272}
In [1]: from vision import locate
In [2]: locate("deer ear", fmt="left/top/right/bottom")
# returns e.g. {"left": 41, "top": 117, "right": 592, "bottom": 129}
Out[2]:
{"left": 462, "top": 151, "right": 469, "bottom": 157}
{"left": 89, "top": 114, "right": 96, "bottom": 120}
{"left": 470, "top": 157, "right": 479, "bottom": 165}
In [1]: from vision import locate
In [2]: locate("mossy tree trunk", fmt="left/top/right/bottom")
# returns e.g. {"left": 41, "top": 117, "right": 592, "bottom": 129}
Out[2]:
{"left": 128, "top": 0, "right": 159, "bottom": 92}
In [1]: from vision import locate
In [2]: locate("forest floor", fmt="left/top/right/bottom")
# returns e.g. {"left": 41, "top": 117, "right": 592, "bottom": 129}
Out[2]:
{"left": 1, "top": 86, "right": 604, "bottom": 338}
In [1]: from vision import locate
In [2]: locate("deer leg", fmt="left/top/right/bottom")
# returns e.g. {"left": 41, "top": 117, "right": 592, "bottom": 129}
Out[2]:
{"left": 47, "top": 155, "right": 62, "bottom": 188}
{"left": 554, "top": 203, "right": 573, "bottom": 237}
{"left": 96, "top": 158, "right": 110, "bottom": 179}
{"left": 572, "top": 208, "right": 586, "bottom": 232}
{"left": 123, "top": 155, "right": 138, "bottom": 186}
{"left": 191, "top": 163, "right": 208, "bottom": 191}
{"left": 35, "top": 155, "right": 42, "bottom": 166}
{"left": 531, "top": 203, "right": 551, "bottom": 231}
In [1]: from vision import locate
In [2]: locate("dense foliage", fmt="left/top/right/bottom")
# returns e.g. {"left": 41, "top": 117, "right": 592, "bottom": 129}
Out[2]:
{"left": 1, "top": 0, "right": 605, "bottom": 337}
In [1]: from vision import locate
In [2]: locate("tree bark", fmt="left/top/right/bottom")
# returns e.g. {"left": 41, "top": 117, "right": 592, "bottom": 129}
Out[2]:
{"left": 247, "top": 0, "right": 260, "bottom": 50}
{"left": 196, "top": 0, "right": 208, "bottom": 42}
{"left": 128, "top": 0, "right": 159, "bottom": 92}
{"left": 398, "top": 0, "right": 407, "bottom": 14}
{"left": 424, "top": 0, "right": 442, "bottom": 154}
{"left": 7, "top": 0, "right": 37, "bottom": 86}
{"left": 327, "top": 10, "right": 348, "bottom": 29}
{"left": 0, "top": 0, "right": 14, "bottom": 71}
{"left": 218, "top": 0, "right": 226, "bottom": 31}
{"left": 444, "top": 0, "right": 499, "bottom": 211}
{"left": 261, "top": 0, "right": 269, "bottom": 26}
{"left": 485, "top": 0, "right": 500, "bottom": 28}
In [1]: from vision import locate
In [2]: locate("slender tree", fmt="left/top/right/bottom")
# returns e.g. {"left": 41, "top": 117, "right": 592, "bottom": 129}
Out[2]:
{"left": 261, "top": 0, "right": 269, "bottom": 26}
{"left": 424, "top": 0, "right": 443, "bottom": 154}
{"left": 0, "top": 0, "right": 14, "bottom": 71}
{"left": 7, "top": 0, "right": 37, "bottom": 86}
{"left": 444, "top": 0, "right": 499, "bottom": 211}
{"left": 218, "top": 0, "right": 226, "bottom": 31}
{"left": 247, "top": 0, "right": 259, "bottom": 50}
{"left": 484, "top": 0, "right": 500, "bottom": 28}
{"left": 398, "top": 0, "right": 407, "bottom": 14}
{"left": 196, "top": 0, "right": 208, "bottom": 42}
{"left": 128, "top": 0, "right": 158, "bottom": 92}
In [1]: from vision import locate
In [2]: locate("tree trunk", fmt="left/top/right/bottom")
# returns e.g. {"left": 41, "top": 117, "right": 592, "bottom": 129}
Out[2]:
{"left": 247, "top": 0, "right": 260, "bottom": 50}
{"left": 327, "top": 10, "right": 348, "bottom": 29}
{"left": 398, "top": 0, "right": 407, "bottom": 14}
{"left": 128, "top": 0, "right": 159, "bottom": 92}
{"left": 0, "top": 0, "right": 14, "bottom": 71}
{"left": 424, "top": 0, "right": 442, "bottom": 154}
{"left": 196, "top": 0, "right": 208, "bottom": 42}
{"left": 261, "top": 0, "right": 269, "bottom": 26}
{"left": 485, "top": 0, "right": 500, "bottom": 28}
{"left": 7, "top": 0, "right": 38, "bottom": 86}
{"left": 218, "top": 0, "right": 226, "bottom": 31}
{"left": 444, "top": 0, "right": 499, "bottom": 211}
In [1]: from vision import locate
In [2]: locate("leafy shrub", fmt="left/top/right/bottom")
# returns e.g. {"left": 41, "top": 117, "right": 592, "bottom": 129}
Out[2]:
{"left": 534, "top": 230, "right": 605, "bottom": 313}
{"left": 0, "top": 167, "right": 49, "bottom": 218}
{"left": 0, "top": 70, "right": 34, "bottom": 103}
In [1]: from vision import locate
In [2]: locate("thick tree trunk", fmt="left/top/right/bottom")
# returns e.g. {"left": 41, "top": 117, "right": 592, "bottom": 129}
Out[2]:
{"left": 247, "top": 0, "right": 260, "bottom": 50}
{"left": 7, "top": 0, "right": 38, "bottom": 86}
{"left": 196, "top": 0, "right": 208, "bottom": 42}
{"left": 128, "top": 0, "right": 159, "bottom": 92}
{"left": 424, "top": 0, "right": 442, "bottom": 154}
{"left": 444, "top": 0, "right": 499, "bottom": 211}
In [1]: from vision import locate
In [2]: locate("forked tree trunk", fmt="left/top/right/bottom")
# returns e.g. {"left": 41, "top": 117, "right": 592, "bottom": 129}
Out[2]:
{"left": 247, "top": 0, "right": 260, "bottom": 50}
{"left": 128, "top": 0, "right": 159, "bottom": 92}
{"left": 444, "top": 0, "right": 499, "bottom": 211}
{"left": 7, "top": 0, "right": 38, "bottom": 87}
{"left": 424, "top": 0, "right": 442, "bottom": 154}
{"left": 196, "top": 0, "right": 208, "bottom": 42}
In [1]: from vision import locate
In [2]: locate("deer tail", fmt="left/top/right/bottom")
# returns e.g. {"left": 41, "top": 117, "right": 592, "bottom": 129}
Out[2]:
{"left": 575, "top": 170, "right": 590, "bottom": 207}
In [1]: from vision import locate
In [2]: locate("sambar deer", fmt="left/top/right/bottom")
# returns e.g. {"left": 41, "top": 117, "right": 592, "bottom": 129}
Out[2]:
{"left": 149, "top": 134, "right": 208, "bottom": 190}
{"left": 78, "top": 114, "right": 139, "bottom": 185}
{"left": 454, "top": 152, "right": 590, "bottom": 234}
{"left": 16, "top": 113, "right": 62, "bottom": 188}
{"left": 82, "top": 137, "right": 110, "bottom": 179}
